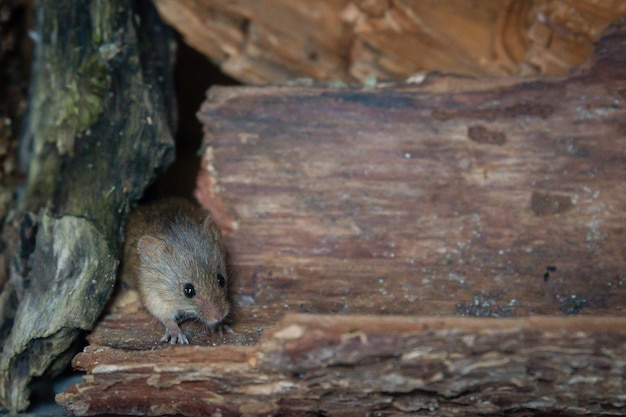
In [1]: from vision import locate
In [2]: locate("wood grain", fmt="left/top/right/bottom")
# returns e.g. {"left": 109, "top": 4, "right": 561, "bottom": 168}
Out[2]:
{"left": 153, "top": 0, "right": 626, "bottom": 83}
{"left": 57, "top": 313, "right": 626, "bottom": 416}
{"left": 194, "top": 21, "right": 626, "bottom": 320}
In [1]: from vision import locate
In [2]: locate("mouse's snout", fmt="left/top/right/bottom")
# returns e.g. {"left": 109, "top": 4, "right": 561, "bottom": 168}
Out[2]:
{"left": 197, "top": 297, "right": 229, "bottom": 325}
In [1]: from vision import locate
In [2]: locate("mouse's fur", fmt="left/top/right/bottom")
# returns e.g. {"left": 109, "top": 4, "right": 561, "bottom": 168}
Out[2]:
{"left": 120, "top": 198, "right": 230, "bottom": 344}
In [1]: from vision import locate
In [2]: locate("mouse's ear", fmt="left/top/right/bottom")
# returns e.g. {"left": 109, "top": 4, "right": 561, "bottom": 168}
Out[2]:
{"left": 137, "top": 235, "right": 168, "bottom": 261}
{"left": 202, "top": 215, "right": 222, "bottom": 240}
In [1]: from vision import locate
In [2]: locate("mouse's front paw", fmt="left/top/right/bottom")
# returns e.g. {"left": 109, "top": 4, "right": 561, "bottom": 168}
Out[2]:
{"left": 161, "top": 324, "right": 189, "bottom": 345}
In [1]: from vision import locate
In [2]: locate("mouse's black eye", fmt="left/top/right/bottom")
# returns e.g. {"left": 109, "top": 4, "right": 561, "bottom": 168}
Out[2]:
{"left": 217, "top": 274, "right": 226, "bottom": 288}
{"left": 183, "top": 283, "right": 196, "bottom": 298}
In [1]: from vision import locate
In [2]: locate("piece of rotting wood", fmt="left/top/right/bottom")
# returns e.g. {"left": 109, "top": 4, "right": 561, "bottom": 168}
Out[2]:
{"left": 0, "top": 0, "right": 175, "bottom": 412}
{"left": 195, "top": 20, "right": 626, "bottom": 320}
{"left": 152, "top": 0, "right": 626, "bottom": 83}
{"left": 57, "top": 313, "right": 626, "bottom": 416}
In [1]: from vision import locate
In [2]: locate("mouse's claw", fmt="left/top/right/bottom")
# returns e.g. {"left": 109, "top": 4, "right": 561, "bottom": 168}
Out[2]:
{"left": 161, "top": 324, "right": 189, "bottom": 344}
{"left": 209, "top": 323, "right": 235, "bottom": 338}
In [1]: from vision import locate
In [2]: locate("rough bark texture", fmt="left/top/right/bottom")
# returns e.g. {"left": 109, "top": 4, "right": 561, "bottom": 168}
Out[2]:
{"left": 55, "top": 21, "right": 626, "bottom": 416}
{"left": 57, "top": 312, "right": 626, "bottom": 416}
{"left": 0, "top": 0, "right": 175, "bottom": 413}
{"left": 152, "top": 0, "right": 626, "bottom": 84}
{"left": 194, "top": 21, "right": 626, "bottom": 320}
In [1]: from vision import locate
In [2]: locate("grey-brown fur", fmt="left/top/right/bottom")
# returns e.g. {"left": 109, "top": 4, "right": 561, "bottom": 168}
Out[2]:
{"left": 120, "top": 197, "right": 230, "bottom": 344}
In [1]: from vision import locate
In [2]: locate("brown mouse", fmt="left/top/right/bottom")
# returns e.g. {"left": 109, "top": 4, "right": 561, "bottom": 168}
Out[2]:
{"left": 120, "top": 197, "right": 231, "bottom": 344}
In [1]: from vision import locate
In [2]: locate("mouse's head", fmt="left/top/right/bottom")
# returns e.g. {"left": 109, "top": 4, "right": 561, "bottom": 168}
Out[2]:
{"left": 138, "top": 214, "right": 230, "bottom": 326}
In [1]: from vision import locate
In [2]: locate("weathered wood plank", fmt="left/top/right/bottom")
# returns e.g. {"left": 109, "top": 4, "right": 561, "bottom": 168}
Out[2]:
{"left": 57, "top": 313, "right": 626, "bottom": 416}
{"left": 194, "top": 20, "right": 626, "bottom": 320}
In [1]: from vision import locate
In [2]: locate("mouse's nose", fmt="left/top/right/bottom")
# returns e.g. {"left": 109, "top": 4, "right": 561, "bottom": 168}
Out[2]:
{"left": 201, "top": 301, "right": 229, "bottom": 325}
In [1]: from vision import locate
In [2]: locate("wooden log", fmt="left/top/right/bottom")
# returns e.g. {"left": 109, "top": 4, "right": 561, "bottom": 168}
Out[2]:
{"left": 0, "top": 0, "right": 175, "bottom": 412}
{"left": 57, "top": 313, "right": 626, "bottom": 416}
{"left": 194, "top": 20, "right": 626, "bottom": 320}
{"left": 152, "top": 0, "right": 626, "bottom": 84}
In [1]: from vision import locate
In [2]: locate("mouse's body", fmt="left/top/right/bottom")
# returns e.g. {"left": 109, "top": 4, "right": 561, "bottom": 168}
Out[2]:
{"left": 120, "top": 197, "right": 230, "bottom": 344}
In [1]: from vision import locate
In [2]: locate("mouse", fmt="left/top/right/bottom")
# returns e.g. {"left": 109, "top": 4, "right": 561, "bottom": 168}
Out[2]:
{"left": 120, "top": 197, "right": 231, "bottom": 344}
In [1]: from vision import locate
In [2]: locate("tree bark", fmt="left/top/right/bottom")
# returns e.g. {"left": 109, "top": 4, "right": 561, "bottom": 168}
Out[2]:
{"left": 151, "top": 0, "right": 626, "bottom": 84}
{"left": 0, "top": 0, "right": 175, "bottom": 412}
{"left": 194, "top": 20, "right": 626, "bottom": 320}
{"left": 57, "top": 312, "right": 626, "bottom": 416}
